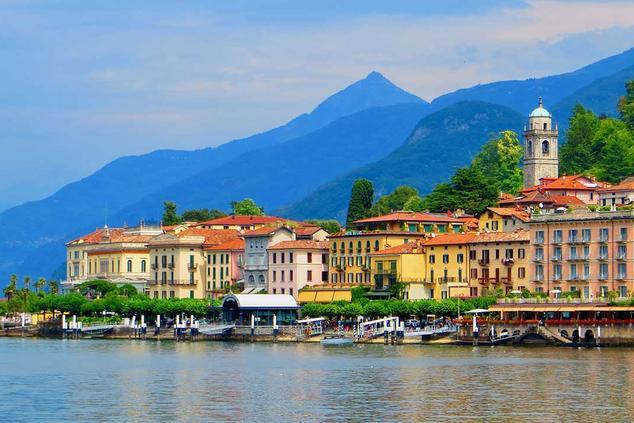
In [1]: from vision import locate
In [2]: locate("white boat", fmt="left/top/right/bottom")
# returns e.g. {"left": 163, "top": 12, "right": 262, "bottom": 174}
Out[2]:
{"left": 320, "top": 334, "right": 354, "bottom": 345}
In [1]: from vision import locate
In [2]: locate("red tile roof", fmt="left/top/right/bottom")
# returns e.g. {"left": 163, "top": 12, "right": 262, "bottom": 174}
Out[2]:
{"left": 242, "top": 225, "right": 294, "bottom": 237}
{"left": 268, "top": 240, "right": 329, "bottom": 250}
{"left": 598, "top": 176, "right": 634, "bottom": 192}
{"left": 370, "top": 242, "right": 425, "bottom": 255}
{"left": 422, "top": 233, "right": 477, "bottom": 246}
{"left": 550, "top": 195, "right": 587, "bottom": 207}
{"left": 294, "top": 225, "right": 324, "bottom": 236}
{"left": 67, "top": 228, "right": 157, "bottom": 245}
{"left": 204, "top": 238, "right": 245, "bottom": 251}
{"left": 353, "top": 211, "right": 463, "bottom": 225}
{"left": 177, "top": 228, "right": 241, "bottom": 246}
{"left": 486, "top": 207, "right": 531, "bottom": 222}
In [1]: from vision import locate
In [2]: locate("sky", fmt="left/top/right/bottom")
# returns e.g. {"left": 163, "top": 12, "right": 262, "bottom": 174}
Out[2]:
{"left": 2, "top": 0, "right": 634, "bottom": 211}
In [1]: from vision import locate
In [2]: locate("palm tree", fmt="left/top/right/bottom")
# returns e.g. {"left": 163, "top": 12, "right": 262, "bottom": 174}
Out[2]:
{"left": 3, "top": 274, "right": 17, "bottom": 300}
{"left": 48, "top": 280, "right": 59, "bottom": 295}
{"left": 23, "top": 275, "right": 31, "bottom": 292}
{"left": 35, "top": 277, "right": 46, "bottom": 293}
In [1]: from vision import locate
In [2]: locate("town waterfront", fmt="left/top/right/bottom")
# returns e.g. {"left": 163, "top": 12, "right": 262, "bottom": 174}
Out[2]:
{"left": 1, "top": 339, "right": 633, "bottom": 422}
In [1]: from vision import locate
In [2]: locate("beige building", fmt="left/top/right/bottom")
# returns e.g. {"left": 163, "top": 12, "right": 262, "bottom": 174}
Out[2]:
{"left": 64, "top": 225, "right": 163, "bottom": 293}
{"left": 478, "top": 207, "right": 530, "bottom": 233}
{"left": 530, "top": 210, "right": 634, "bottom": 299}
{"left": 268, "top": 240, "right": 329, "bottom": 298}
{"left": 147, "top": 228, "right": 240, "bottom": 299}
{"left": 598, "top": 177, "right": 634, "bottom": 208}
{"left": 204, "top": 238, "right": 245, "bottom": 298}
{"left": 195, "top": 215, "right": 293, "bottom": 231}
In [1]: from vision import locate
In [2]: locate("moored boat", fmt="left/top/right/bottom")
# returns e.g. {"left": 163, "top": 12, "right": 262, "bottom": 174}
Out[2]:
{"left": 320, "top": 334, "right": 354, "bottom": 345}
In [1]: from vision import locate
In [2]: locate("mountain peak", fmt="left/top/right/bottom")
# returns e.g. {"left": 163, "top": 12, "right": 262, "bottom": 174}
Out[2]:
{"left": 365, "top": 70, "right": 388, "bottom": 81}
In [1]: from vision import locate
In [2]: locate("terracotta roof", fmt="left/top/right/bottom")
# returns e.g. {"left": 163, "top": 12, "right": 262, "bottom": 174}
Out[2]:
{"left": 353, "top": 211, "right": 463, "bottom": 225}
{"left": 204, "top": 238, "right": 245, "bottom": 251}
{"left": 500, "top": 190, "right": 554, "bottom": 205}
{"left": 176, "top": 228, "right": 241, "bottom": 246}
{"left": 195, "top": 215, "right": 293, "bottom": 226}
{"left": 550, "top": 195, "right": 587, "bottom": 207}
{"left": 328, "top": 231, "right": 427, "bottom": 239}
{"left": 268, "top": 240, "right": 329, "bottom": 250}
{"left": 469, "top": 230, "right": 530, "bottom": 243}
{"left": 422, "top": 233, "right": 477, "bottom": 246}
{"left": 486, "top": 207, "right": 531, "bottom": 222}
{"left": 242, "top": 225, "right": 294, "bottom": 237}
{"left": 598, "top": 176, "right": 634, "bottom": 192}
{"left": 67, "top": 228, "right": 157, "bottom": 245}
{"left": 370, "top": 242, "right": 425, "bottom": 255}
{"left": 294, "top": 225, "right": 324, "bottom": 236}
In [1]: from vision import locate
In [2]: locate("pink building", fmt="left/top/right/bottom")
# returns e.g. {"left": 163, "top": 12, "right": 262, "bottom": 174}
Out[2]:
{"left": 529, "top": 210, "right": 634, "bottom": 299}
{"left": 267, "top": 240, "right": 329, "bottom": 298}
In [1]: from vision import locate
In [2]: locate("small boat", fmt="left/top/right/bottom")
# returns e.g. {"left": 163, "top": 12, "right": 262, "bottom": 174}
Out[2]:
{"left": 320, "top": 334, "right": 354, "bottom": 345}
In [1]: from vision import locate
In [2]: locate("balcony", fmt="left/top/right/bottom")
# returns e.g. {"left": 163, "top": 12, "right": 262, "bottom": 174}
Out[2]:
{"left": 599, "top": 237, "right": 609, "bottom": 244}
{"left": 170, "top": 279, "right": 198, "bottom": 285}
{"left": 553, "top": 275, "right": 562, "bottom": 282}
{"left": 551, "top": 255, "right": 562, "bottom": 261}
{"left": 501, "top": 258, "right": 514, "bottom": 266}
{"left": 533, "top": 256, "right": 545, "bottom": 262}
{"left": 376, "top": 269, "right": 397, "bottom": 276}
{"left": 567, "top": 236, "right": 579, "bottom": 244}
{"left": 619, "top": 237, "right": 628, "bottom": 244}
{"left": 553, "top": 237, "right": 563, "bottom": 245}
{"left": 599, "top": 254, "right": 609, "bottom": 261}
{"left": 617, "top": 273, "right": 627, "bottom": 280}
{"left": 187, "top": 263, "right": 198, "bottom": 271}
{"left": 501, "top": 277, "right": 512, "bottom": 285}
{"left": 167, "top": 262, "right": 175, "bottom": 269}
{"left": 567, "top": 255, "right": 589, "bottom": 261}
{"left": 599, "top": 273, "right": 609, "bottom": 280}
{"left": 478, "top": 258, "right": 490, "bottom": 266}
{"left": 533, "top": 277, "right": 544, "bottom": 283}
{"left": 151, "top": 263, "right": 158, "bottom": 270}
{"left": 567, "top": 275, "right": 580, "bottom": 282}
{"left": 617, "top": 254, "right": 627, "bottom": 261}
{"left": 534, "top": 238, "right": 544, "bottom": 245}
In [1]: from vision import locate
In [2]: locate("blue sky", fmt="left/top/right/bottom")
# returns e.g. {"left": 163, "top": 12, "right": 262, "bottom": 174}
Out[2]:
{"left": 2, "top": 0, "right": 634, "bottom": 210}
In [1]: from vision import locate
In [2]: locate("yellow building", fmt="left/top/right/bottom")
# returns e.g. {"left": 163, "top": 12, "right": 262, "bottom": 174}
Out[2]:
{"left": 64, "top": 225, "right": 163, "bottom": 293}
{"left": 351, "top": 211, "right": 465, "bottom": 234}
{"left": 369, "top": 242, "right": 426, "bottom": 299}
{"left": 328, "top": 232, "right": 426, "bottom": 286}
{"left": 204, "top": 238, "right": 245, "bottom": 299}
{"left": 147, "top": 228, "right": 241, "bottom": 299}
{"left": 421, "top": 233, "right": 475, "bottom": 299}
{"left": 478, "top": 207, "right": 530, "bottom": 233}
{"left": 194, "top": 215, "right": 293, "bottom": 231}
{"left": 467, "top": 230, "right": 530, "bottom": 296}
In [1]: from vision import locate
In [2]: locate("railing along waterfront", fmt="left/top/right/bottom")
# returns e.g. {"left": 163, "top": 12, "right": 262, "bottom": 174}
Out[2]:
{"left": 496, "top": 297, "right": 625, "bottom": 304}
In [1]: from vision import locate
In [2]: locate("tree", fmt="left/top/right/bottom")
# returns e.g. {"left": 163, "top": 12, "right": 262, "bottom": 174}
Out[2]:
{"left": 370, "top": 186, "right": 419, "bottom": 216}
{"left": 35, "top": 277, "right": 46, "bottom": 293}
{"left": 560, "top": 104, "right": 601, "bottom": 175}
{"left": 48, "top": 280, "right": 59, "bottom": 295}
{"left": 162, "top": 201, "right": 183, "bottom": 225}
{"left": 450, "top": 166, "right": 499, "bottom": 215}
{"left": 589, "top": 119, "right": 634, "bottom": 183}
{"left": 182, "top": 208, "right": 227, "bottom": 222}
{"left": 305, "top": 219, "right": 342, "bottom": 234}
{"left": 78, "top": 280, "right": 117, "bottom": 297}
{"left": 402, "top": 195, "right": 425, "bottom": 212}
{"left": 423, "top": 183, "right": 457, "bottom": 213}
{"left": 346, "top": 179, "right": 374, "bottom": 226}
{"left": 618, "top": 80, "right": 634, "bottom": 131}
{"left": 230, "top": 198, "right": 264, "bottom": 216}
{"left": 3, "top": 274, "right": 18, "bottom": 299}
{"left": 472, "top": 130, "right": 523, "bottom": 194}
{"left": 23, "top": 276, "right": 31, "bottom": 292}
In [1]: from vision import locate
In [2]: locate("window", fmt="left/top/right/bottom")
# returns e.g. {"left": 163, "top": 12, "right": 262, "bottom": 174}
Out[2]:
{"left": 374, "top": 240, "right": 379, "bottom": 251}
{"left": 281, "top": 253, "right": 285, "bottom": 264}
{"left": 600, "top": 263, "right": 609, "bottom": 279}
{"left": 553, "top": 246, "right": 562, "bottom": 260}
{"left": 281, "top": 270, "right": 285, "bottom": 281}
{"left": 600, "top": 228, "right": 609, "bottom": 242}
{"left": 457, "top": 254, "right": 464, "bottom": 264}
{"left": 290, "top": 288, "right": 293, "bottom": 296}
{"left": 281, "top": 288, "right": 285, "bottom": 294}
{"left": 553, "top": 264, "right": 561, "bottom": 280}
{"left": 582, "top": 229, "right": 591, "bottom": 242}
{"left": 471, "top": 268, "right": 478, "bottom": 279}
{"left": 600, "top": 286, "right": 609, "bottom": 297}
{"left": 619, "top": 245, "right": 627, "bottom": 259}
{"left": 600, "top": 245, "right": 609, "bottom": 259}
{"left": 127, "top": 260, "right": 132, "bottom": 273}
{"left": 535, "top": 231, "right": 544, "bottom": 244}
{"left": 542, "top": 140, "right": 549, "bottom": 155}
{"left": 162, "top": 255, "right": 167, "bottom": 267}
{"left": 568, "top": 229, "right": 578, "bottom": 243}
{"left": 618, "top": 263, "right": 627, "bottom": 279}
{"left": 307, "top": 270, "right": 313, "bottom": 281}
{"left": 307, "top": 252, "right": 312, "bottom": 263}
{"left": 553, "top": 230, "right": 562, "bottom": 243}
{"left": 535, "top": 264, "right": 544, "bottom": 280}
{"left": 505, "top": 249, "right": 513, "bottom": 259}
{"left": 535, "top": 247, "right": 544, "bottom": 261}
{"left": 322, "top": 271, "right": 328, "bottom": 282}
{"left": 620, "top": 286, "right": 628, "bottom": 298}
{"left": 290, "top": 270, "right": 294, "bottom": 281}
{"left": 273, "top": 271, "right": 277, "bottom": 282}
{"left": 569, "top": 263, "right": 578, "bottom": 280}
{"left": 273, "top": 288, "right": 277, "bottom": 294}
{"left": 583, "top": 263, "right": 590, "bottom": 280}
{"left": 322, "top": 254, "right": 327, "bottom": 264}
{"left": 442, "top": 254, "right": 449, "bottom": 264}
{"left": 429, "top": 255, "right": 435, "bottom": 264}
{"left": 469, "top": 250, "right": 476, "bottom": 260}
{"left": 289, "top": 252, "right": 294, "bottom": 263}
{"left": 518, "top": 267, "right": 526, "bottom": 279}
{"left": 272, "top": 253, "right": 277, "bottom": 264}
{"left": 621, "top": 227, "right": 628, "bottom": 242}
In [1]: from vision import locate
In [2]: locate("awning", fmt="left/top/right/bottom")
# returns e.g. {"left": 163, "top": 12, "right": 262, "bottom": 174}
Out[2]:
{"left": 297, "top": 291, "right": 317, "bottom": 304}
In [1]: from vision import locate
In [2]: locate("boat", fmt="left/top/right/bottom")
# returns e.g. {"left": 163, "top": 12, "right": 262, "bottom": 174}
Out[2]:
{"left": 320, "top": 334, "right": 354, "bottom": 345}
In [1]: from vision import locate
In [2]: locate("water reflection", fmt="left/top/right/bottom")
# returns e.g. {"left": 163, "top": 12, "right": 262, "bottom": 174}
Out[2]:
{"left": 1, "top": 339, "right": 633, "bottom": 421}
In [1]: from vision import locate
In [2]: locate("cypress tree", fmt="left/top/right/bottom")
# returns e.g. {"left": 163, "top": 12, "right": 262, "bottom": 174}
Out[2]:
{"left": 346, "top": 179, "right": 374, "bottom": 227}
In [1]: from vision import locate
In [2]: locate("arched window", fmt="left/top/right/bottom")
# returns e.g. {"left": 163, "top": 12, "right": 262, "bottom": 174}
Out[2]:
{"left": 542, "top": 140, "right": 549, "bottom": 155}
{"left": 543, "top": 122, "right": 548, "bottom": 130}
{"left": 527, "top": 140, "right": 533, "bottom": 155}
{"left": 248, "top": 275, "right": 255, "bottom": 284}
{"left": 258, "top": 274, "right": 265, "bottom": 284}
{"left": 127, "top": 260, "right": 132, "bottom": 273}
{"left": 141, "top": 260, "right": 147, "bottom": 272}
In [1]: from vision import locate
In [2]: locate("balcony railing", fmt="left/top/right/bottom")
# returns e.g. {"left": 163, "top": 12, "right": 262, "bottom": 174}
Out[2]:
{"left": 187, "top": 263, "right": 198, "bottom": 271}
{"left": 551, "top": 255, "right": 562, "bottom": 261}
{"left": 167, "top": 262, "right": 175, "bottom": 269}
{"left": 148, "top": 279, "right": 197, "bottom": 286}
{"left": 151, "top": 263, "right": 158, "bottom": 270}
{"left": 553, "top": 237, "right": 563, "bottom": 244}
{"left": 553, "top": 274, "right": 562, "bottom": 282}
{"left": 599, "top": 254, "right": 609, "bottom": 261}
{"left": 533, "top": 255, "right": 544, "bottom": 262}
{"left": 617, "top": 254, "right": 627, "bottom": 261}
{"left": 478, "top": 259, "right": 490, "bottom": 266}
{"left": 617, "top": 273, "right": 627, "bottom": 280}
{"left": 501, "top": 277, "right": 512, "bottom": 285}
{"left": 599, "top": 273, "right": 609, "bottom": 280}
{"left": 501, "top": 258, "right": 514, "bottom": 266}
{"left": 599, "top": 236, "right": 609, "bottom": 243}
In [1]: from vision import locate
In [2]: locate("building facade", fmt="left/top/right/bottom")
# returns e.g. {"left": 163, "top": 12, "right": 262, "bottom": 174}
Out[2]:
{"left": 369, "top": 242, "right": 426, "bottom": 299}
{"left": 529, "top": 211, "right": 634, "bottom": 298}
{"left": 598, "top": 177, "right": 634, "bottom": 207}
{"left": 243, "top": 226, "right": 295, "bottom": 292}
{"left": 478, "top": 207, "right": 530, "bottom": 232}
{"left": 267, "top": 240, "right": 329, "bottom": 298}
{"left": 523, "top": 97, "right": 559, "bottom": 187}
{"left": 204, "top": 238, "right": 245, "bottom": 298}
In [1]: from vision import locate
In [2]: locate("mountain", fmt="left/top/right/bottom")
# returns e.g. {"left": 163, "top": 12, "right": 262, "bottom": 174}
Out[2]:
{"left": 551, "top": 64, "right": 634, "bottom": 127}
{"left": 280, "top": 101, "right": 524, "bottom": 221}
{"left": 0, "top": 72, "right": 427, "bottom": 284}
{"left": 431, "top": 47, "right": 634, "bottom": 115}
{"left": 117, "top": 102, "right": 428, "bottom": 220}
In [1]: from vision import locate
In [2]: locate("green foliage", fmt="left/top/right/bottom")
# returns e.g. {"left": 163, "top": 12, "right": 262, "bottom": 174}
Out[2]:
{"left": 3, "top": 274, "right": 18, "bottom": 299}
{"left": 181, "top": 208, "right": 227, "bottom": 222}
{"left": 78, "top": 280, "right": 118, "bottom": 297}
{"left": 230, "top": 198, "right": 265, "bottom": 216}
{"left": 560, "top": 104, "right": 601, "bottom": 175}
{"left": 305, "top": 219, "right": 341, "bottom": 234}
{"left": 35, "top": 277, "right": 46, "bottom": 293}
{"left": 618, "top": 80, "right": 634, "bottom": 131}
{"left": 402, "top": 195, "right": 425, "bottom": 212}
{"left": 472, "top": 130, "right": 524, "bottom": 195}
{"left": 162, "top": 201, "right": 183, "bottom": 225}
{"left": 47, "top": 280, "right": 59, "bottom": 295}
{"left": 370, "top": 186, "right": 419, "bottom": 216}
{"left": 425, "top": 166, "right": 498, "bottom": 215}
{"left": 117, "top": 284, "right": 138, "bottom": 297}
{"left": 589, "top": 119, "right": 634, "bottom": 183}
{"left": 346, "top": 179, "right": 374, "bottom": 226}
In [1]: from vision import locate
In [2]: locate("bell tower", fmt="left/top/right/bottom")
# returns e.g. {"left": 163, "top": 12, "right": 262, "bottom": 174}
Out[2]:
{"left": 523, "top": 97, "right": 558, "bottom": 187}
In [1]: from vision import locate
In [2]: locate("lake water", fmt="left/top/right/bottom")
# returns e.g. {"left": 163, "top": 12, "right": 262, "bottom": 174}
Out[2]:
{"left": 1, "top": 338, "right": 633, "bottom": 422}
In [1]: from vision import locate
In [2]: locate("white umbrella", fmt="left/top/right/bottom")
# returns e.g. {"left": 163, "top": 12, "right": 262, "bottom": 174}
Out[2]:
{"left": 510, "top": 290, "right": 522, "bottom": 295}
{"left": 549, "top": 289, "right": 562, "bottom": 293}
{"left": 465, "top": 309, "right": 490, "bottom": 314}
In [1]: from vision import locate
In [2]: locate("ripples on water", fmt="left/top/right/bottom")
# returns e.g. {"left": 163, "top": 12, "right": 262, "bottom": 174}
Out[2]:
{"left": 0, "top": 338, "right": 632, "bottom": 422}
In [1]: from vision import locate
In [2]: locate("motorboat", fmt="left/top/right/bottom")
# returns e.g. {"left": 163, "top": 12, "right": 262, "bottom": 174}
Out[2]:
{"left": 320, "top": 334, "right": 354, "bottom": 345}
